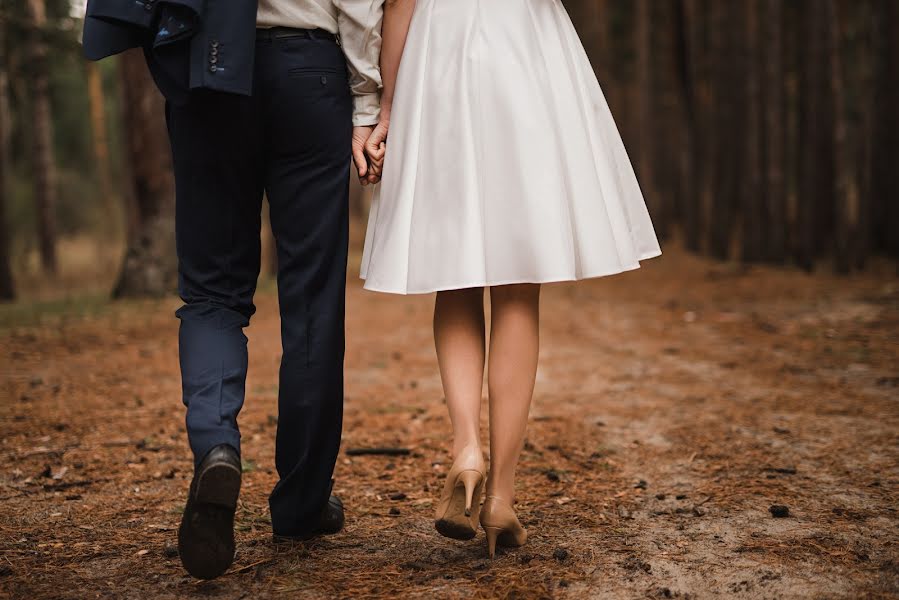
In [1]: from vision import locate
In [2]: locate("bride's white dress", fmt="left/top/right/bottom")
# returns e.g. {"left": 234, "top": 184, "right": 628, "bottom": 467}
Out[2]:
{"left": 360, "top": 0, "right": 661, "bottom": 294}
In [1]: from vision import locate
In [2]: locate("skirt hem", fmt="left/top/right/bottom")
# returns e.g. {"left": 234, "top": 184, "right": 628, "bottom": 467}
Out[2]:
{"left": 360, "top": 249, "right": 662, "bottom": 295}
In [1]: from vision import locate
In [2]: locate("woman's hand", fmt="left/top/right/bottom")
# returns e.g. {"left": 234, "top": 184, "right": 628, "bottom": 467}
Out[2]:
{"left": 363, "top": 117, "right": 389, "bottom": 185}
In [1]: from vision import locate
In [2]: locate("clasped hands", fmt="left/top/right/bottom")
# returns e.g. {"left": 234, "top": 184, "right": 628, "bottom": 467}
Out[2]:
{"left": 352, "top": 117, "right": 389, "bottom": 186}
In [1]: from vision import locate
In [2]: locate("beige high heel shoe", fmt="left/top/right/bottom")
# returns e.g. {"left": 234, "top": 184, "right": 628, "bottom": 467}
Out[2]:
{"left": 434, "top": 446, "right": 486, "bottom": 540}
{"left": 480, "top": 495, "right": 527, "bottom": 558}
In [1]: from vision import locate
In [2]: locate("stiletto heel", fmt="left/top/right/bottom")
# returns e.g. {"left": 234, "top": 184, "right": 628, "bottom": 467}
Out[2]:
{"left": 484, "top": 526, "right": 501, "bottom": 559}
{"left": 480, "top": 495, "right": 527, "bottom": 559}
{"left": 434, "top": 447, "right": 486, "bottom": 540}
{"left": 459, "top": 470, "right": 481, "bottom": 517}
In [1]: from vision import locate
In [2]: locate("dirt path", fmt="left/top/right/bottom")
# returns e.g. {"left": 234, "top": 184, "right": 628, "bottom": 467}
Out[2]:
{"left": 2, "top": 246, "right": 897, "bottom": 599}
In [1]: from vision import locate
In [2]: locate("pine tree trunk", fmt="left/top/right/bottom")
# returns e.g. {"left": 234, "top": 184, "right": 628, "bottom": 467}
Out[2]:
{"left": 826, "top": 0, "right": 857, "bottom": 274}
{"left": 852, "top": 2, "right": 877, "bottom": 270}
{"left": 564, "top": 0, "right": 615, "bottom": 109}
{"left": 680, "top": 0, "right": 707, "bottom": 253}
{"left": 886, "top": 0, "right": 898, "bottom": 258}
{"left": 742, "top": 0, "right": 764, "bottom": 263}
{"left": 797, "top": 3, "right": 833, "bottom": 270}
{"left": 763, "top": 0, "right": 787, "bottom": 263}
{"left": 635, "top": 0, "right": 661, "bottom": 236}
{"left": 872, "top": 0, "right": 899, "bottom": 257}
{"left": 0, "top": 23, "right": 13, "bottom": 301}
{"left": 672, "top": 0, "right": 695, "bottom": 249}
{"left": 652, "top": 0, "right": 681, "bottom": 236}
{"left": 26, "top": 0, "right": 58, "bottom": 275}
{"left": 708, "top": 0, "right": 745, "bottom": 261}
{"left": 86, "top": 61, "right": 115, "bottom": 215}
{"left": 112, "top": 49, "right": 177, "bottom": 298}
{"left": 594, "top": 0, "right": 613, "bottom": 83}
{"left": 589, "top": 0, "right": 616, "bottom": 111}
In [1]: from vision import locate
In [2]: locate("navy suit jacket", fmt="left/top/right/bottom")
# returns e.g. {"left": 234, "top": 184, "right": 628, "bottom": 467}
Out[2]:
{"left": 83, "top": 0, "right": 258, "bottom": 103}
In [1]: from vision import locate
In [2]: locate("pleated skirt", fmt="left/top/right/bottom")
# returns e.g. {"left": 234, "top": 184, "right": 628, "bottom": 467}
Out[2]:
{"left": 360, "top": 0, "right": 661, "bottom": 294}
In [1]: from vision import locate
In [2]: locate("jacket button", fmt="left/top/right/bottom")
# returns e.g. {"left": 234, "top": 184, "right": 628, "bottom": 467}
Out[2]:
{"left": 144, "top": 0, "right": 154, "bottom": 10}
{"left": 209, "top": 65, "right": 217, "bottom": 73}
{"left": 210, "top": 56, "right": 217, "bottom": 65}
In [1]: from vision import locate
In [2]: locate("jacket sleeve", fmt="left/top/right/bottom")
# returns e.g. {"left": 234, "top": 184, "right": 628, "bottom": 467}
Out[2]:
{"left": 82, "top": 0, "right": 157, "bottom": 60}
{"left": 335, "top": 0, "right": 385, "bottom": 127}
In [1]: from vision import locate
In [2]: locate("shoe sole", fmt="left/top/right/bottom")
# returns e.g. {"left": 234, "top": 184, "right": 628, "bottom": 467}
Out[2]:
{"left": 178, "top": 461, "right": 242, "bottom": 580}
{"left": 435, "top": 518, "right": 478, "bottom": 540}
{"left": 434, "top": 477, "right": 483, "bottom": 541}
{"left": 195, "top": 462, "right": 241, "bottom": 507}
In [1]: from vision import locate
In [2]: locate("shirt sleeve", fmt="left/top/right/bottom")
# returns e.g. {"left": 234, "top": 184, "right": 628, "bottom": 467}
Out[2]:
{"left": 336, "top": 0, "right": 384, "bottom": 127}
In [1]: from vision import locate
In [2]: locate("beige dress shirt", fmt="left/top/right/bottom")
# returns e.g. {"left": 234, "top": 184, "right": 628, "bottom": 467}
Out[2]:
{"left": 257, "top": 1, "right": 384, "bottom": 126}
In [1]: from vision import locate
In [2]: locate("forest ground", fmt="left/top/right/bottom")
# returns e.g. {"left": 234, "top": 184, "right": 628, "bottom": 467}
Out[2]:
{"left": 1, "top": 237, "right": 898, "bottom": 599}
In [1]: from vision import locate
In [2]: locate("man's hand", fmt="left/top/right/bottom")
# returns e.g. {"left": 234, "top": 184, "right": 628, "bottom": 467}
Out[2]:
{"left": 363, "top": 119, "right": 389, "bottom": 185}
{"left": 352, "top": 126, "right": 374, "bottom": 184}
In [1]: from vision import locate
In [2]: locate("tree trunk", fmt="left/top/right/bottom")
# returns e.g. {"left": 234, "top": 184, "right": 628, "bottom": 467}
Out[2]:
{"left": 708, "top": 0, "right": 745, "bottom": 261}
{"left": 741, "top": 0, "right": 764, "bottom": 262}
{"left": 672, "top": 0, "right": 695, "bottom": 249}
{"left": 872, "top": 0, "right": 898, "bottom": 257}
{"left": 652, "top": 0, "right": 681, "bottom": 237}
{"left": 849, "top": 2, "right": 877, "bottom": 270}
{"left": 799, "top": 2, "right": 836, "bottom": 270}
{"left": 680, "top": 0, "right": 707, "bottom": 253}
{"left": 0, "top": 23, "right": 14, "bottom": 301}
{"left": 825, "top": 0, "right": 857, "bottom": 274}
{"left": 26, "top": 0, "right": 58, "bottom": 275}
{"left": 635, "top": 0, "right": 661, "bottom": 235}
{"left": 592, "top": 0, "right": 614, "bottom": 103}
{"left": 86, "top": 61, "right": 115, "bottom": 216}
{"left": 763, "top": 0, "right": 787, "bottom": 263}
{"left": 563, "top": 0, "right": 615, "bottom": 111}
{"left": 112, "top": 49, "right": 177, "bottom": 298}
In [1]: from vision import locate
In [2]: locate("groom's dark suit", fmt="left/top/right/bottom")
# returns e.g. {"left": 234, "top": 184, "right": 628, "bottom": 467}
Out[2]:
{"left": 84, "top": 2, "right": 355, "bottom": 538}
{"left": 170, "top": 30, "right": 351, "bottom": 537}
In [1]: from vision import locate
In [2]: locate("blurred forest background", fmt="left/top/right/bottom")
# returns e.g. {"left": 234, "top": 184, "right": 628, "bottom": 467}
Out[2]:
{"left": 2, "top": 3, "right": 898, "bottom": 597}
{"left": 0, "top": 0, "right": 896, "bottom": 304}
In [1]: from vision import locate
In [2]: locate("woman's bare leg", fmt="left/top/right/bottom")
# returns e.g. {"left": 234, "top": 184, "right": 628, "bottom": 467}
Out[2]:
{"left": 486, "top": 284, "right": 540, "bottom": 503}
{"left": 434, "top": 288, "right": 486, "bottom": 457}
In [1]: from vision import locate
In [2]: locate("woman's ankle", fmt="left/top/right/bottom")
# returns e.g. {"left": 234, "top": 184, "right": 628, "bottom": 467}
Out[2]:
{"left": 485, "top": 480, "right": 515, "bottom": 505}
{"left": 452, "top": 437, "right": 482, "bottom": 458}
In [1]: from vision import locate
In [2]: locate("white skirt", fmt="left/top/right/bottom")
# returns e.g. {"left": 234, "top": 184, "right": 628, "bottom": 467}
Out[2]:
{"left": 360, "top": 0, "right": 661, "bottom": 295}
